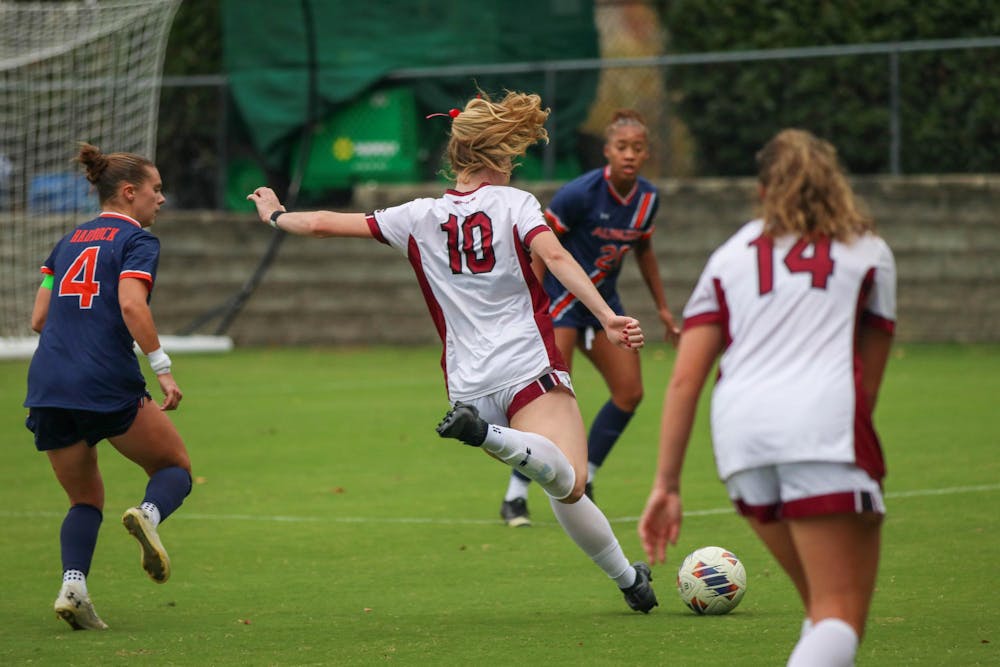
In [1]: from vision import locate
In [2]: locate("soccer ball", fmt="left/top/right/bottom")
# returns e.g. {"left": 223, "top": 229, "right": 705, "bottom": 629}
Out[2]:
{"left": 676, "top": 546, "right": 747, "bottom": 615}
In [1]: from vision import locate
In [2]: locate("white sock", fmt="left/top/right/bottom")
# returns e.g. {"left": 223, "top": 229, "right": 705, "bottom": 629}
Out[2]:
{"left": 140, "top": 501, "right": 161, "bottom": 527}
{"left": 548, "top": 494, "right": 634, "bottom": 587}
{"left": 504, "top": 473, "right": 532, "bottom": 502}
{"left": 482, "top": 425, "right": 574, "bottom": 499}
{"left": 62, "top": 569, "right": 87, "bottom": 594}
{"left": 587, "top": 462, "right": 598, "bottom": 483}
{"left": 787, "top": 618, "right": 858, "bottom": 667}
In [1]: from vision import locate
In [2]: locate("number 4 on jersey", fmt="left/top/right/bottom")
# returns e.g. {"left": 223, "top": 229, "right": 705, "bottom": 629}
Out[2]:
{"left": 59, "top": 246, "right": 102, "bottom": 308}
{"left": 750, "top": 235, "right": 834, "bottom": 295}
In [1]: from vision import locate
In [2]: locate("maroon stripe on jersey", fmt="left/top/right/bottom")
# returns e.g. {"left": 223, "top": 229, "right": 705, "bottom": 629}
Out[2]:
{"left": 712, "top": 278, "right": 733, "bottom": 348}
{"left": 782, "top": 490, "right": 883, "bottom": 519}
{"left": 862, "top": 311, "right": 895, "bottom": 334}
{"left": 733, "top": 498, "right": 781, "bottom": 523}
{"left": 852, "top": 388, "right": 886, "bottom": 482}
{"left": 682, "top": 311, "right": 723, "bottom": 330}
{"left": 852, "top": 267, "right": 887, "bottom": 482}
{"left": 523, "top": 225, "right": 552, "bottom": 247}
{"left": 406, "top": 236, "right": 449, "bottom": 392}
{"left": 365, "top": 213, "right": 388, "bottom": 245}
{"left": 854, "top": 267, "right": 875, "bottom": 330}
{"left": 513, "top": 224, "right": 566, "bottom": 373}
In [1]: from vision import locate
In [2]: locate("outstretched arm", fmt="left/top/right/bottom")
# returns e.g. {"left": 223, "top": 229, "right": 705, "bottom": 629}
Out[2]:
{"left": 247, "top": 187, "right": 372, "bottom": 238}
{"left": 530, "top": 230, "right": 643, "bottom": 351}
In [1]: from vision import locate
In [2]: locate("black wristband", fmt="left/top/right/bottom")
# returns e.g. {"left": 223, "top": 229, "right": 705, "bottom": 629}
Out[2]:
{"left": 269, "top": 209, "right": 285, "bottom": 228}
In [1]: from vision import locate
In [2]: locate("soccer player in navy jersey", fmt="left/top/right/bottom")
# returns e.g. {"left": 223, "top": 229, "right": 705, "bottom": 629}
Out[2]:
{"left": 499, "top": 110, "right": 680, "bottom": 526}
{"left": 24, "top": 143, "right": 193, "bottom": 630}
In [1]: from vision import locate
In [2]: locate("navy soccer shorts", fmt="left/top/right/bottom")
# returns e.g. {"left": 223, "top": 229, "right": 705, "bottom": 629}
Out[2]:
{"left": 26, "top": 393, "right": 149, "bottom": 451}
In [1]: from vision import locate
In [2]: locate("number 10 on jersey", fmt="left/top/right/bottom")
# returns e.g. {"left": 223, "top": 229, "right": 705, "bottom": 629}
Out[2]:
{"left": 441, "top": 213, "right": 496, "bottom": 274}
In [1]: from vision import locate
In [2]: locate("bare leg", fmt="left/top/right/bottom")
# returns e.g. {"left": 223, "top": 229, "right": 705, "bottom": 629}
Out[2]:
{"left": 109, "top": 399, "right": 192, "bottom": 583}
{"left": 745, "top": 516, "right": 809, "bottom": 608}
{"left": 785, "top": 513, "right": 882, "bottom": 667}
{"left": 108, "top": 399, "right": 190, "bottom": 475}
{"left": 789, "top": 513, "right": 882, "bottom": 635}
{"left": 582, "top": 329, "right": 643, "bottom": 413}
{"left": 47, "top": 440, "right": 104, "bottom": 509}
{"left": 47, "top": 441, "right": 109, "bottom": 629}
{"left": 509, "top": 388, "right": 587, "bottom": 502}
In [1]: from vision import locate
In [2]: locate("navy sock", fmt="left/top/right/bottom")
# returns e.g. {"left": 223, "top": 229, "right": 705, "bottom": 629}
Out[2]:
{"left": 587, "top": 400, "right": 634, "bottom": 467}
{"left": 60, "top": 504, "right": 102, "bottom": 575}
{"left": 143, "top": 466, "right": 192, "bottom": 524}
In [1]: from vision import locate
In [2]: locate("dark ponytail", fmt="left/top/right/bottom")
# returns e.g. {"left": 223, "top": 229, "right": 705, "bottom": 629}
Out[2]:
{"left": 74, "top": 142, "right": 154, "bottom": 203}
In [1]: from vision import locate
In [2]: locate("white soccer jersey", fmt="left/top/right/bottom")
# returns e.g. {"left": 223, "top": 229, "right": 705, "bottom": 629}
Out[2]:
{"left": 683, "top": 219, "right": 897, "bottom": 482}
{"left": 367, "top": 184, "right": 563, "bottom": 401}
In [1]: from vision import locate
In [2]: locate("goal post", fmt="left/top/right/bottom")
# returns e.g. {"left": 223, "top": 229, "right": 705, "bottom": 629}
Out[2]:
{"left": 0, "top": 0, "right": 182, "bottom": 348}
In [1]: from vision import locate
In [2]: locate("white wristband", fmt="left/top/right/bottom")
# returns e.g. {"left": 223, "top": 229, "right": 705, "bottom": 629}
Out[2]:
{"left": 147, "top": 347, "right": 172, "bottom": 375}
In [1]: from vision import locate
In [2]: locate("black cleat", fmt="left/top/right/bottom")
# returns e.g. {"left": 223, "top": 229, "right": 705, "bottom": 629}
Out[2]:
{"left": 436, "top": 402, "right": 488, "bottom": 446}
{"left": 499, "top": 498, "right": 531, "bottom": 527}
{"left": 621, "top": 562, "right": 658, "bottom": 613}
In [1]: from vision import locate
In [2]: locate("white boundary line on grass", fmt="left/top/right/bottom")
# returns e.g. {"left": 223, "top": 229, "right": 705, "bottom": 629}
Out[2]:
{"left": 3, "top": 482, "right": 999, "bottom": 526}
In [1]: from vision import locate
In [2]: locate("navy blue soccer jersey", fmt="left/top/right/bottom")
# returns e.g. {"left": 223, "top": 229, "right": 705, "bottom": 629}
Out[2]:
{"left": 542, "top": 166, "right": 659, "bottom": 323}
{"left": 25, "top": 212, "right": 159, "bottom": 411}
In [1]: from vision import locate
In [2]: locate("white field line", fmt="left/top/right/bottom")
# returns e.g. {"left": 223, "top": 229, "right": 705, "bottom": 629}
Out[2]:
{"left": 3, "top": 482, "right": 998, "bottom": 527}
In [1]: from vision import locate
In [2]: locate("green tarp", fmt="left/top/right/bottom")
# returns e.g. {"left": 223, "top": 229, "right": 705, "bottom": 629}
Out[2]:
{"left": 222, "top": 0, "right": 599, "bottom": 177}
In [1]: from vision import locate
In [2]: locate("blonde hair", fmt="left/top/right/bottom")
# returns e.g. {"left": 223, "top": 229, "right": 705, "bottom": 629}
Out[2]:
{"left": 605, "top": 108, "right": 647, "bottom": 141}
{"left": 445, "top": 90, "right": 549, "bottom": 182}
{"left": 755, "top": 129, "right": 874, "bottom": 241}
{"left": 74, "top": 142, "right": 155, "bottom": 204}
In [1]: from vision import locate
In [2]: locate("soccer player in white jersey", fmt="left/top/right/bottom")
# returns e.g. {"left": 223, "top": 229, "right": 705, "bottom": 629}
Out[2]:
{"left": 638, "top": 129, "right": 896, "bottom": 664}
{"left": 247, "top": 90, "right": 658, "bottom": 613}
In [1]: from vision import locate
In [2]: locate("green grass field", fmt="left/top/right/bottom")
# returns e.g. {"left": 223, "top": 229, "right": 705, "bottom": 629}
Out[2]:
{"left": 1, "top": 343, "right": 996, "bottom": 665}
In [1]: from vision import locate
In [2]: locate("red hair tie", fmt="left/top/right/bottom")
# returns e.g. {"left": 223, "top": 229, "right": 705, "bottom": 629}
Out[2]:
{"left": 425, "top": 108, "right": 461, "bottom": 120}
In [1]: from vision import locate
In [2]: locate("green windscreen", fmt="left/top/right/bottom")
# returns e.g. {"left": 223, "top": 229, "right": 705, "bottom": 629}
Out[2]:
{"left": 222, "top": 1, "right": 598, "bottom": 189}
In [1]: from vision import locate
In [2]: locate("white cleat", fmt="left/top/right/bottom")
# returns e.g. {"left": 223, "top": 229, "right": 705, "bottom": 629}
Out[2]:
{"left": 54, "top": 582, "right": 108, "bottom": 630}
{"left": 122, "top": 507, "right": 171, "bottom": 583}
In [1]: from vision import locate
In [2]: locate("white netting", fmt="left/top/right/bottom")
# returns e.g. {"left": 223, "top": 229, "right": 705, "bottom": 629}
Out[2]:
{"left": 0, "top": 0, "right": 181, "bottom": 339}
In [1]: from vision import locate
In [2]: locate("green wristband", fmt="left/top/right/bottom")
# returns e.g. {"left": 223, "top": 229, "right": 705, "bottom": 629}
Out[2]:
{"left": 41, "top": 273, "right": 54, "bottom": 289}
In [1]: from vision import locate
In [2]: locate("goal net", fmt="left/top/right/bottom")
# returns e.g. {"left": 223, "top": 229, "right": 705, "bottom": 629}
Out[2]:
{"left": 0, "top": 0, "right": 181, "bottom": 346}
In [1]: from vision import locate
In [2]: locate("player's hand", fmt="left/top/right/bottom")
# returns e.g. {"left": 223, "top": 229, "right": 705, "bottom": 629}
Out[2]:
{"left": 660, "top": 308, "right": 680, "bottom": 347}
{"left": 156, "top": 372, "right": 183, "bottom": 411}
{"left": 605, "top": 315, "right": 644, "bottom": 351}
{"left": 638, "top": 487, "right": 682, "bottom": 564}
{"left": 246, "top": 187, "right": 285, "bottom": 224}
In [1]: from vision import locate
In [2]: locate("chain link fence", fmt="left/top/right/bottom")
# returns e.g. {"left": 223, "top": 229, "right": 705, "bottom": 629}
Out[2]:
{"left": 154, "top": 37, "right": 1000, "bottom": 211}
